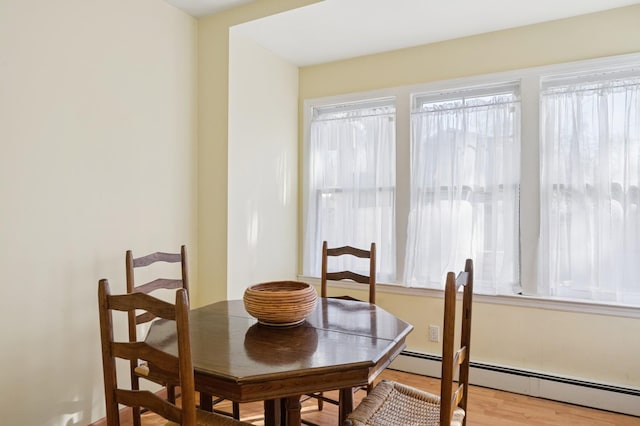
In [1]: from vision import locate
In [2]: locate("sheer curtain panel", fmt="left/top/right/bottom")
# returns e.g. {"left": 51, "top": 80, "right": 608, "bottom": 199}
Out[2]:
{"left": 539, "top": 72, "right": 640, "bottom": 304}
{"left": 303, "top": 100, "right": 396, "bottom": 281}
{"left": 405, "top": 85, "right": 521, "bottom": 294}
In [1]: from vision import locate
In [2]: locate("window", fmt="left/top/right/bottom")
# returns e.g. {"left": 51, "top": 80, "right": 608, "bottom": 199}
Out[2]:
{"left": 539, "top": 69, "right": 640, "bottom": 305}
{"left": 302, "top": 53, "right": 640, "bottom": 306}
{"left": 303, "top": 99, "right": 396, "bottom": 281}
{"left": 405, "top": 83, "right": 521, "bottom": 294}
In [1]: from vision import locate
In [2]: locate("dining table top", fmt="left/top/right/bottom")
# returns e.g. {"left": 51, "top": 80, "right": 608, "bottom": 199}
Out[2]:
{"left": 145, "top": 296, "right": 413, "bottom": 425}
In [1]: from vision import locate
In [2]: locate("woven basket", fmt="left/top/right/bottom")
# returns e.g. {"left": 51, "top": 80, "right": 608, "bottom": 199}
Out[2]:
{"left": 243, "top": 281, "right": 318, "bottom": 326}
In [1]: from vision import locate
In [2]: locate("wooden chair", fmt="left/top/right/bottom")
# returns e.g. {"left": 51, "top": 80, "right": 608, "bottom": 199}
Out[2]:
{"left": 98, "top": 279, "right": 254, "bottom": 426}
{"left": 126, "top": 246, "right": 188, "bottom": 425}
{"left": 302, "top": 241, "right": 376, "bottom": 425}
{"left": 126, "top": 246, "right": 239, "bottom": 423}
{"left": 345, "top": 259, "right": 474, "bottom": 426}
{"left": 320, "top": 240, "right": 376, "bottom": 304}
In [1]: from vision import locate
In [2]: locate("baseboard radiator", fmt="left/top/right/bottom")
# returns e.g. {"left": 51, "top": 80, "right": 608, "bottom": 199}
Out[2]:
{"left": 390, "top": 350, "right": 640, "bottom": 417}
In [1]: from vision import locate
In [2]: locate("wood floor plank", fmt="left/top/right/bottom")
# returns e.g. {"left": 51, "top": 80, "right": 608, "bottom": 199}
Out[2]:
{"left": 119, "top": 369, "right": 639, "bottom": 425}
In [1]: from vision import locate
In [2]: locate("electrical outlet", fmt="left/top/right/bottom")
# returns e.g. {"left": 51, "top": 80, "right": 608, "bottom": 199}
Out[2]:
{"left": 428, "top": 325, "right": 440, "bottom": 342}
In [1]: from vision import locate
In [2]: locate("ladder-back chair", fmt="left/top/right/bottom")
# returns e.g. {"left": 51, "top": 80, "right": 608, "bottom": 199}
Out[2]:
{"left": 345, "top": 259, "right": 474, "bottom": 426}
{"left": 126, "top": 246, "right": 240, "bottom": 421}
{"left": 125, "top": 246, "right": 189, "bottom": 425}
{"left": 98, "top": 279, "right": 253, "bottom": 426}
{"left": 303, "top": 241, "right": 377, "bottom": 425}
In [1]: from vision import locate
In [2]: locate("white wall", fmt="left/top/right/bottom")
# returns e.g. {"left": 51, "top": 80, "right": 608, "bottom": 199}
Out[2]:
{"left": 0, "top": 0, "right": 197, "bottom": 424}
{"left": 227, "top": 32, "right": 299, "bottom": 299}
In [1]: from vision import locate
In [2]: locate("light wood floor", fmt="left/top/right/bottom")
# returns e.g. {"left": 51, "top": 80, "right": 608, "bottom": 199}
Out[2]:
{"left": 130, "top": 369, "right": 638, "bottom": 426}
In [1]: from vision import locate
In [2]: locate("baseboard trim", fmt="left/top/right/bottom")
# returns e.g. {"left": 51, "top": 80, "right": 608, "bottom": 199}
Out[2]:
{"left": 391, "top": 350, "right": 640, "bottom": 417}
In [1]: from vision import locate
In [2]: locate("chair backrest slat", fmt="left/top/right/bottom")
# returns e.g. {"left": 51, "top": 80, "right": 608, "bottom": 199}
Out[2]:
{"left": 132, "top": 251, "right": 183, "bottom": 267}
{"left": 134, "top": 278, "right": 184, "bottom": 295}
{"left": 452, "top": 384, "right": 464, "bottom": 407}
{"left": 135, "top": 311, "right": 159, "bottom": 325}
{"left": 111, "top": 342, "right": 179, "bottom": 372}
{"left": 114, "top": 388, "right": 182, "bottom": 422}
{"left": 326, "top": 245, "right": 372, "bottom": 258}
{"left": 325, "top": 270, "right": 370, "bottom": 284}
{"left": 454, "top": 346, "right": 466, "bottom": 366}
{"left": 108, "top": 292, "right": 176, "bottom": 320}
{"left": 455, "top": 271, "right": 469, "bottom": 289}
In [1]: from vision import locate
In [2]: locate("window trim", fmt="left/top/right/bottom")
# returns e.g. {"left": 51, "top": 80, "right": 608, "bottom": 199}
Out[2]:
{"left": 298, "top": 274, "right": 640, "bottom": 319}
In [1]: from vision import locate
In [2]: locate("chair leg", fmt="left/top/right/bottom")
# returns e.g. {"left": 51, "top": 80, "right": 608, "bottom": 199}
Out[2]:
{"left": 339, "top": 388, "right": 354, "bottom": 425}
{"left": 132, "top": 406, "right": 141, "bottom": 426}
{"left": 232, "top": 402, "right": 240, "bottom": 420}
{"left": 131, "top": 374, "right": 142, "bottom": 426}
{"left": 317, "top": 392, "right": 323, "bottom": 411}
{"left": 167, "top": 384, "right": 176, "bottom": 404}
{"left": 200, "top": 393, "right": 213, "bottom": 411}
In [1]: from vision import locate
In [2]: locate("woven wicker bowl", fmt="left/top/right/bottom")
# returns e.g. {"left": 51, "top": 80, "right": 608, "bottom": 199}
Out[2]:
{"left": 243, "top": 281, "right": 318, "bottom": 327}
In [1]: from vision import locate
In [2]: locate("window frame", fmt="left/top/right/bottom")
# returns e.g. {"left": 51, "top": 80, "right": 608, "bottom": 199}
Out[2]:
{"left": 303, "top": 91, "right": 402, "bottom": 281}
{"left": 301, "top": 52, "right": 640, "bottom": 310}
{"left": 407, "top": 81, "right": 522, "bottom": 293}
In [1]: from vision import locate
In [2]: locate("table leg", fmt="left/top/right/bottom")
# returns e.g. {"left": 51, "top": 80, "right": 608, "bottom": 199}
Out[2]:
{"left": 284, "top": 395, "right": 302, "bottom": 426}
{"left": 264, "top": 399, "right": 281, "bottom": 426}
{"left": 280, "top": 399, "right": 287, "bottom": 426}
{"left": 232, "top": 401, "right": 240, "bottom": 419}
{"left": 339, "top": 387, "right": 354, "bottom": 425}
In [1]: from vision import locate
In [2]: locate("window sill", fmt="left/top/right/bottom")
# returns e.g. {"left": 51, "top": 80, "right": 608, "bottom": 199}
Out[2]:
{"left": 297, "top": 275, "right": 640, "bottom": 319}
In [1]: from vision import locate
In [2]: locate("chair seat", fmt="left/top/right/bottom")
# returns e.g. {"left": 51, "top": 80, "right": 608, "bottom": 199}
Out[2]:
{"left": 345, "top": 380, "right": 465, "bottom": 426}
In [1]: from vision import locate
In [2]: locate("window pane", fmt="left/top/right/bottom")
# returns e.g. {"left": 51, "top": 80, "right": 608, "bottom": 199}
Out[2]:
{"left": 303, "top": 99, "right": 396, "bottom": 281}
{"left": 540, "top": 73, "right": 640, "bottom": 304}
{"left": 406, "top": 84, "right": 521, "bottom": 294}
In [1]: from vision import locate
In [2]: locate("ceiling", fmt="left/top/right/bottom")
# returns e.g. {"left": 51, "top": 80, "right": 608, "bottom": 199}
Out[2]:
{"left": 164, "top": 0, "right": 640, "bottom": 66}
{"left": 163, "top": 0, "right": 256, "bottom": 16}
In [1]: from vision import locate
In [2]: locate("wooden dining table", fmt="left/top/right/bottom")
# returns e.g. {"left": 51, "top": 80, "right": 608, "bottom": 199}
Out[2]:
{"left": 145, "top": 297, "right": 413, "bottom": 426}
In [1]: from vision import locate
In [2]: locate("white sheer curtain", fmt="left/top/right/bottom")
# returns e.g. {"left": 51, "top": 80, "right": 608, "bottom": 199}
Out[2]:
{"left": 303, "top": 101, "right": 396, "bottom": 281}
{"left": 539, "top": 74, "right": 640, "bottom": 304}
{"left": 405, "top": 87, "right": 520, "bottom": 294}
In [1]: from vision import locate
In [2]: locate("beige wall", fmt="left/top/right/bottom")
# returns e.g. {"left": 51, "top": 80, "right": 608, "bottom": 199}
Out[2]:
{"left": 0, "top": 0, "right": 197, "bottom": 424}
{"left": 196, "top": 0, "right": 320, "bottom": 304}
{"left": 300, "top": 5, "right": 640, "bottom": 387}
{"left": 227, "top": 33, "right": 299, "bottom": 299}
